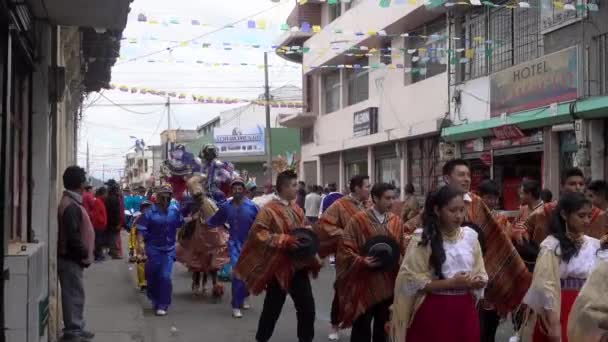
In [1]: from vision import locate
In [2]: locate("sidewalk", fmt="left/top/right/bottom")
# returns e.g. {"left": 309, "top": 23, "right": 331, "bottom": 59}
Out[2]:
{"left": 82, "top": 233, "right": 147, "bottom": 342}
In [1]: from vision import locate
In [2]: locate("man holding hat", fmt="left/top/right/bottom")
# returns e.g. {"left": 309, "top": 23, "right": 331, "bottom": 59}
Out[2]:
{"left": 136, "top": 184, "right": 190, "bottom": 316}
{"left": 336, "top": 182, "right": 405, "bottom": 342}
{"left": 207, "top": 177, "right": 259, "bottom": 318}
{"left": 235, "top": 170, "right": 321, "bottom": 342}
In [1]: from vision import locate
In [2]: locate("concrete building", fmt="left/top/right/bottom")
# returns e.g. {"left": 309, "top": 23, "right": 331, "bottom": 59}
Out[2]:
{"left": 124, "top": 149, "right": 154, "bottom": 188}
{"left": 186, "top": 86, "right": 304, "bottom": 183}
{"left": 277, "top": 0, "right": 450, "bottom": 197}
{"left": 0, "top": 1, "right": 131, "bottom": 341}
{"left": 440, "top": 0, "right": 608, "bottom": 208}
{"left": 160, "top": 129, "right": 199, "bottom": 160}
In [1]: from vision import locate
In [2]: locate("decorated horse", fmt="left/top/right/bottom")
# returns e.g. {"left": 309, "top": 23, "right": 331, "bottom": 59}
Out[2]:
{"left": 176, "top": 175, "right": 230, "bottom": 297}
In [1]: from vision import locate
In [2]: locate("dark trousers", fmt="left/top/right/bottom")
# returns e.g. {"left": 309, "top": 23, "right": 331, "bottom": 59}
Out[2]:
{"left": 108, "top": 228, "right": 120, "bottom": 257}
{"left": 256, "top": 270, "right": 315, "bottom": 342}
{"left": 479, "top": 307, "right": 500, "bottom": 342}
{"left": 351, "top": 299, "right": 391, "bottom": 342}
{"left": 330, "top": 282, "right": 339, "bottom": 326}
{"left": 94, "top": 230, "right": 106, "bottom": 259}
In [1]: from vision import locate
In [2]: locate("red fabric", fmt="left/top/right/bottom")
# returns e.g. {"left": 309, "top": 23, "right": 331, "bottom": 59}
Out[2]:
{"left": 532, "top": 289, "right": 579, "bottom": 342}
{"left": 407, "top": 293, "right": 480, "bottom": 341}
{"left": 91, "top": 197, "right": 108, "bottom": 231}
{"left": 83, "top": 191, "right": 96, "bottom": 216}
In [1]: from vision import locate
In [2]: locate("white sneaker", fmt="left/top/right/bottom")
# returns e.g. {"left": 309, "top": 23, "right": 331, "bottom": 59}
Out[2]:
{"left": 329, "top": 256, "right": 336, "bottom": 266}
{"left": 328, "top": 327, "right": 340, "bottom": 341}
{"left": 242, "top": 299, "right": 252, "bottom": 310}
{"left": 232, "top": 308, "right": 243, "bottom": 318}
{"left": 155, "top": 309, "right": 167, "bottom": 316}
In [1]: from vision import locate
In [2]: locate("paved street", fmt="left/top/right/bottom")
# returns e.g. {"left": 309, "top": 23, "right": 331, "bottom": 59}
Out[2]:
{"left": 83, "top": 234, "right": 514, "bottom": 342}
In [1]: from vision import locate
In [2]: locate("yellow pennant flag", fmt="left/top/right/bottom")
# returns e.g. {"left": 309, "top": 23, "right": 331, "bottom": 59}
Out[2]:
{"left": 408, "top": 0, "right": 417, "bottom": 4}
{"left": 179, "top": 41, "right": 189, "bottom": 47}
{"left": 299, "top": 0, "right": 308, "bottom": 4}
{"left": 257, "top": 20, "right": 267, "bottom": 29}
{"left": 553, "top": 1, "right": 564, "bottom": 9}
{"left": 313, "top": 25, "right": 322, "bottom": 33}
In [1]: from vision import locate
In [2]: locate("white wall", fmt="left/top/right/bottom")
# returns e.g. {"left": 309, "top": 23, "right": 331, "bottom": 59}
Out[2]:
{"left": 219, "top": 104, "right": 301, "bottom": 128}
{"left": 452, "top": 76, "right": 491, "bottom": 124}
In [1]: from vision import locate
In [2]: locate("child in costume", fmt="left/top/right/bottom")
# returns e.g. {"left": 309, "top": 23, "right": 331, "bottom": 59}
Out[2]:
{"left": 131, "top": 200, "right": 153, "bottom": 290}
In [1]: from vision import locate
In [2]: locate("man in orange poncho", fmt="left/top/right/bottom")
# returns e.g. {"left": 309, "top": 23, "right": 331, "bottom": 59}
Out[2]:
{"left": 336, "top": 182, "right": 405, "bottom": 341}
{"left": 234, "top": 170, "right": 321, "bottom": 342}
{"left": 522, "top": 167, "right": 608, "bottom": 245}
{"left": 404, "top": 159, "right": 531, "bottom": 342}
{"left": 316, "top": 175, "right": 369, "bottom": 341}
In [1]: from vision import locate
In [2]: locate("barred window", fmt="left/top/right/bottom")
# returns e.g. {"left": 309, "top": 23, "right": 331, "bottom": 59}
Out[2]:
{"left": 347, "top": 58, "right": 369, "bottom": 106}
{"left": 595, "top": 33, "right": 608, "bottom": 95}
{"left": 323, "top": 70, "right": 341, "bottom": 114}
{"left": 460, "top": 2, "right": 542, "bottom": 82}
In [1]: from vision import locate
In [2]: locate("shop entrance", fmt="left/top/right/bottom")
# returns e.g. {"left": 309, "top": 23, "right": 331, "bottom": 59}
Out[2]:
{"left": 493, "top": 152, "right": 543, "bottom": 210}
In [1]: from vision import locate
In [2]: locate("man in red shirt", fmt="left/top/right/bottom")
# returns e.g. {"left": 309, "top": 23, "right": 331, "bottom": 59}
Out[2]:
{"left": 92, "top": 187, "right": 108, "bottom": 261}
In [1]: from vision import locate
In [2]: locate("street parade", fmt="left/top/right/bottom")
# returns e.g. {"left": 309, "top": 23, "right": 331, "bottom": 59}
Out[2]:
{"left": 2, "top": 0, "right": 608, "bottom": 342}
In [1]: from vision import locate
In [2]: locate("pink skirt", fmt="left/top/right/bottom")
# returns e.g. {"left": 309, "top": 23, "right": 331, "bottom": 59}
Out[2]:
{"left": 406, "top": 293, "right": 480, "bottom": 341}
{"left": 176, "top": 225, "right": 229, "bottom": 273}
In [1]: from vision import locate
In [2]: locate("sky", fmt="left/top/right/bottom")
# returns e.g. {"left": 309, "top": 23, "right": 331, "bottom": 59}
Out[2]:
{"left": 78, "top": 0, "right": 301, "bottom": 181}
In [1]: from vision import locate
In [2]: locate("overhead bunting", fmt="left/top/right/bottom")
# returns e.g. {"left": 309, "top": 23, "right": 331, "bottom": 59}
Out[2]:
{"left": 110, "top": 84, "right": 304, "bottom": 108}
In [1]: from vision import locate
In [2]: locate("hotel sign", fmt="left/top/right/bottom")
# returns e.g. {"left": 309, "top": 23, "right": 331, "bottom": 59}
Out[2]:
{"left": 490, "top": 47, "right": 579, "bottom": 117}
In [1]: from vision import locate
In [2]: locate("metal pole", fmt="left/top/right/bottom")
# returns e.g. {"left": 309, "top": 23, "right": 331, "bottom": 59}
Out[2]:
{"left": 264, "top": 52, "right": 273, "bottom": 184}
{"left": 166, "top": 97, "right": 171, "bottom": 159}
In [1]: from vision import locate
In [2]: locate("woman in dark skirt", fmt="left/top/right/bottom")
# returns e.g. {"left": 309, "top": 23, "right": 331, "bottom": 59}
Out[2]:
{"left": 389, "top": 185, "right": 487, "bottom": 341}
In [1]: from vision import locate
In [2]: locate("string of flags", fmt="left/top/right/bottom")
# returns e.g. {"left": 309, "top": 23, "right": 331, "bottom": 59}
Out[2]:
{"left": 109, "top": 84, "right": 304, "bottom": 108}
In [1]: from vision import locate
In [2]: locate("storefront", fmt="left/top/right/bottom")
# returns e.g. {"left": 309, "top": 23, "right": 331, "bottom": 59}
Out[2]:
{"left": 460, "top": 129, "right": 543, "bottom": 210}
{"left": 374, "top": 143, "right": 400, "bottom": 195}
{"left": 321, "top": 153, "right": 340, "bottom": 187}
{"left": 407, "top": 136, "right": 441, "bottom": 196}
{"left": 343, "top": 148, "right": 368, "bottom": 184}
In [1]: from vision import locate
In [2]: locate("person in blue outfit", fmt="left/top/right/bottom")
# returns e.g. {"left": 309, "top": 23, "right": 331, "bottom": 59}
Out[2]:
{"left": 207, "top": 178, "right": 259, "bottom": 319}
{"left": 136, "top": 184, "right": 191, "bottom": 316}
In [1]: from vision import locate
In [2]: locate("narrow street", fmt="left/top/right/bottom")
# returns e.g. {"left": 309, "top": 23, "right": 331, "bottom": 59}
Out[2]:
{"left": 84, "top": 235, "right": 515, "bottom": 342}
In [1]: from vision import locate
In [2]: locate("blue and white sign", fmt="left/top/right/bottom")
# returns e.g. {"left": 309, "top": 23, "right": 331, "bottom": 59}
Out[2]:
{"left": 214, "top": 125, "right": 266, "bottom": 156}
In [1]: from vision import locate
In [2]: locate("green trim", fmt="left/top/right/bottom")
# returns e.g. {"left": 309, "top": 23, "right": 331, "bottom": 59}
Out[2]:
{"left": 442, "top": 95, "right": 608, "bottom": 142}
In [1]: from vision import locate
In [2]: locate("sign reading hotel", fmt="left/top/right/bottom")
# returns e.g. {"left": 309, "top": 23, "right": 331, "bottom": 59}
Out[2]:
{"left": 490, "top": 47, "right": 579, "bottom": 117}
{"left": 213, "top": 125, "right": 265, "bottom": 156}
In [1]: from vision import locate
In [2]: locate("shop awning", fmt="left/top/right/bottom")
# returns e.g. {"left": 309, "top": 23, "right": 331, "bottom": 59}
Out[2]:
{"left": 442, "top": 95, "right": 608, "bottom": 142}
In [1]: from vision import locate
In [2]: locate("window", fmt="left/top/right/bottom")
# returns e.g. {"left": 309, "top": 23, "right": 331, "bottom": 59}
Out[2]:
{"left": 329, "top": 2, "right": 342, "bottom": 22}
{"left": 323, "top": 71, "right": 341, "bottom": 114}
{"left": 381, "top": 40, "right": 392, "bottom": 66}
{"left": 347, "top": 59, "right": 369, "bottom": 106}
{"left": 460, "top": 2, "right": 542, "bottom": 82}
{"left": 595, "top": 33, "right": 608, "bottom": 95}
{"left": 305, "top": 75, "right": 314, "bottom": 112}
{"left": 404, "top": 18, "right": 447, "bottom": 85}
{"left": 376, "top": 158, "right": 401, "bottom": 196}
{"left": 302, "top": 127, "right": 314, "bottom": 144}
{"left": 145, "top": 159, "right": 148, "bottom": 172}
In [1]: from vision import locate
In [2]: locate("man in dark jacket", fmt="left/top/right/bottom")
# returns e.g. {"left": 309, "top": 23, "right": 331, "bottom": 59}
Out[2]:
{"left": 57, "top": 166, "right": 95, "bottom": 342}
{"left": 105, "top": 180, "right": 123, "bottom": 259}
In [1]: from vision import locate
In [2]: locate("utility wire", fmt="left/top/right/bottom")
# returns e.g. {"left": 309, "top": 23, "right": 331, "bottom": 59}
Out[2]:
{"left": 99, "top": 93, "right": 166, "bottom": 114}
{"left": 117, "top": 1, "right": 288, "bottom": 65}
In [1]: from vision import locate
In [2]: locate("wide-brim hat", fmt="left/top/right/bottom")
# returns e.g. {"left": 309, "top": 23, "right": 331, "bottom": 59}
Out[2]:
{"left": 288, "top": 228, "right": 320, "bottom": 259}
{"left": 231, "top": 177, "right": 246, "bottom": 188}
{"left": 362, "top": 235, "right": 400, "bottom": 272}
{"left": 158, "top": 184, "right": 173, "bottom": 194}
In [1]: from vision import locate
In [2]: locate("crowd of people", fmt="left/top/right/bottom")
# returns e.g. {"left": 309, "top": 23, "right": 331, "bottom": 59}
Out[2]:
{"left": 56, "top": 155, "right": 608, "bottom": 342}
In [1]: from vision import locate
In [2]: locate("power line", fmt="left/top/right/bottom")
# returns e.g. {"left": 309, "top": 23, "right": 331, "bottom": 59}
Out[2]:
{"left": 117, "top": 2, "right": 289, "bottom": 65}
{"left": 100, "top": 93, "right": 166, "bottom": 114}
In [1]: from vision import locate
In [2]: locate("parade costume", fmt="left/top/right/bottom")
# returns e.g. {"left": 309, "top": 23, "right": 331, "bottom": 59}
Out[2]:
{"left": 567, "top": 247, "right": 608, "bottom": 341}
{"left": 207, "top": 193, "right": 259, "bottom": 310}
{"left": 389, "top": 227, "right": 487, "bottom": 342}
{"left": 234, "top": 198, "right": 321, "bottom": 342}
{"left": 317, "top": 195, "right": 366, "bottom": 332}
{"left": 523, "top": 201, "right": 608, "bottom": 244}
{"left": 176, "top": 175, "right": 229, "bottom": 297}
{"left": 130, "top": 214, "right": 147, "bottom": 290}
{"left": 405, "top": 192, "right": 531, "bottom": 316}
{"left": 522, "top": 235, "right": 601, "bottom": 342}
{"left": 199, "top": 145, "right": 238, "bottom": 195}
{"left": 336, "top": 208, "right": 405, "bottom": 341}
{"left": 136, "top": 194, "right": 184, "bottom": 313}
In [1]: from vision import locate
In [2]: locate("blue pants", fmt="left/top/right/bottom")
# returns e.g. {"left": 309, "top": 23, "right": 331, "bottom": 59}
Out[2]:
{"left": 145, "top": 248, "right": 175, "bottom": 311}
{"left": 229, "top": 239, "right": 249, "bottom": 309}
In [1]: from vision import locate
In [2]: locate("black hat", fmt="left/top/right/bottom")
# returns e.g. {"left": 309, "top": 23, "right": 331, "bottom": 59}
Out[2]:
{"left": 362, "top": 235, "right": 400, "bottom": 272}
{"left": 288, "top": 228, "right": 320, "bottom": 259}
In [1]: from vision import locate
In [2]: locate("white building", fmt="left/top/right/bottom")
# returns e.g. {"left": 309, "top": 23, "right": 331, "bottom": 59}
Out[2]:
{"left": 277, "top": 0, "right": 451, "bottom": 197}
{"left": 124, "top": 148, "right": 157, "bottom": 188}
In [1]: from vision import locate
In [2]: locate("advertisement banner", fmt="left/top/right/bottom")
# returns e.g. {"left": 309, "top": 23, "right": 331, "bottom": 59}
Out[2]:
{"left": 490, "top": 47, "right": 579, "bottom": 117}
{"left": 213, "top": 125, "right": 266, "bottom": 156}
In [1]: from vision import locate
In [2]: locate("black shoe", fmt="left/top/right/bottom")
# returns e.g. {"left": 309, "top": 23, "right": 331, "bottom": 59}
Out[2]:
{"left": 81, "top": 331, "right": 95, "bottom": 339}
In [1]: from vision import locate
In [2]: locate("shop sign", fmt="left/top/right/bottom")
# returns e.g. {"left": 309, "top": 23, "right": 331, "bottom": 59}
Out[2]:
{"left": 490, "top": 130, "right": 543, "bottom": 149}
{"left": 492, "top": 125, "right": 525, "bottom": 140}
{"left": 353, "top": 107, "right": 378, "bottom": 137}
{"left": 462, "top": 138, "right": 485, "bottom": 153}
{"left": 540, "top": 0, "right": 587, "bottom": 34}
{"left": 490, "top": 47, "right": 579, "bottom": 117}
{"left": 214, "top": 125, "right": 265, "bottom": 156}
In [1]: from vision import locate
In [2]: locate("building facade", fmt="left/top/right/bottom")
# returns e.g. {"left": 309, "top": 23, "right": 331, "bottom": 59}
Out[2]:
{"left": 1, "top": 0, "right": 131, "bottom": 341}
{"left": 277, "top": 0, "right": 450, "bottom": 197}
{"left": 278, "top": 0, "right": 608, "bottom": 202}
